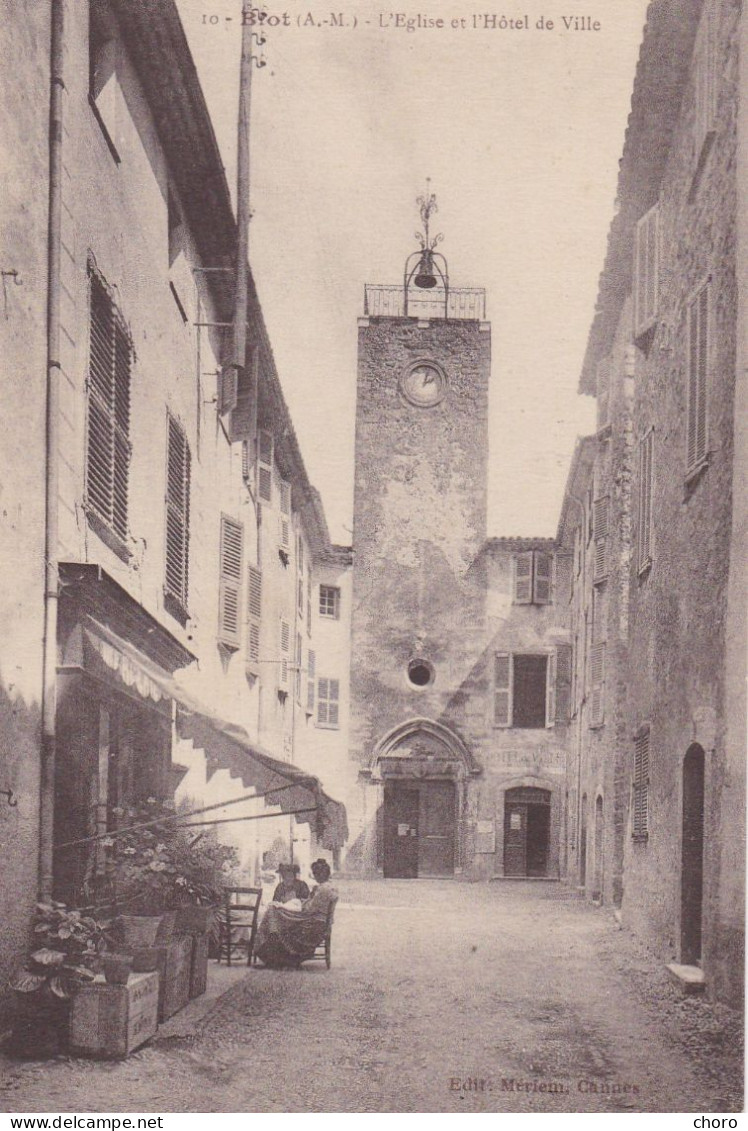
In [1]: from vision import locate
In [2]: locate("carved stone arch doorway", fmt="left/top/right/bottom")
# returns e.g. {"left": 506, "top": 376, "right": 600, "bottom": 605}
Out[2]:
{"left": 364, "top": 718, "right": 481, "bottom": 879}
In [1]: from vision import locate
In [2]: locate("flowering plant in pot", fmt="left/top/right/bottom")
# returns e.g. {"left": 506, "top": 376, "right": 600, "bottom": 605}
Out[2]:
{"left": 9, "top": 903, "right": 110, "bottom": 1057}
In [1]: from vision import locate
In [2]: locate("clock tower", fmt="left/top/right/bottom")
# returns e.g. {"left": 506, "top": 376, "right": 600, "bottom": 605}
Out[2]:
{"left": 348, "top": 192, "right": 491, "bottom": 876}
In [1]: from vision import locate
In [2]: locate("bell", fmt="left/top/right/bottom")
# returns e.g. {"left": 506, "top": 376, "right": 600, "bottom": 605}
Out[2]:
{"left": 414, "top": 249, "right": 437, "bottom": 289}
{"left": 414, "top": 271, "right": 437, "bottom": 289}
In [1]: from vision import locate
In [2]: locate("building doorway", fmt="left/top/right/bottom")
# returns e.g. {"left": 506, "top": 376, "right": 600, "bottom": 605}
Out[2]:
{"left": 593, "top": 794, "right": 604, "bottom": 901}
{"left": 580, "top": 793, "right": 588, "bottom": 887}
{"left": 681, "top": 744, "right": 705, "bottom": 965}
{"left": 382, "top": 779, "right": 455, "bottom": 878}
{"left": 503, "top": 787, "right": 551, "bottom": 877}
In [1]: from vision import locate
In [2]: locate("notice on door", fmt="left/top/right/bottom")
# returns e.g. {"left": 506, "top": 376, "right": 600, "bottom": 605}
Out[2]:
{"left": 397, "top": 823, "right": 410, "bottom": 836}
{"left": 510, "top": 811, "right": 522, "bottom": 830}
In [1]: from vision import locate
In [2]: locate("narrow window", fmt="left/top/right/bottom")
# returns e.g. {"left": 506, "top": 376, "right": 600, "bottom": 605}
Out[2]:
{"left": 634, "top": 204, "right": 660, "bottom": 339}
{"left": 306, "top": 569, "right": 312, "bottom": 636}
{"left": 217, "top": 366, "right": 238, "bottom": 417}
{"left": 164, "top": 413, "right": 190, "bottom": 618}
{"left": 317, "top": 678, "right": 340, "bottom": 728}
{"left": 637, "top": 429, "right": 654, "bottom": 572}
{"left": 493, "top": 653, "right": 512, "bottom": 727}
{"left": 295, "top": 632, "right": 303, "bottom": 701}
{"left": 257, "top": 429, "right": 273, "bottom": 504}
{"left": 319, "top": 585, "right": 341, "bottom": 619}
{"left": 247, "top": 564, "right": 262, "bottom": 672}
{"left": 279, "top": 619, "right": 290, "bottom": 690}
{"left": 589, "top": 642, "right": 605, "bottom": 728}
{"left": 592, "top": 496, "right": 610, "bottom": 584}
{"left": 85, "top": 267, "right": 132, "bottom": 550}
{"left": 687, "top": 284, "right": 709, "bottom": 474}
{"left": 306, "top": 649, "right": 316, "bottom": 713}
{"left": 218, "top": 515, "right": 243, "bottom": 649}
{"left": 633, "top": 728, "right": 650, "bottom": 838}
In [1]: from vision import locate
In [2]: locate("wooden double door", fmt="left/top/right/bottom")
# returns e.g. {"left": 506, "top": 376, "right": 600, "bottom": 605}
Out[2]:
{"left": 383, "top": 780, "right": 456, "bottom": 878}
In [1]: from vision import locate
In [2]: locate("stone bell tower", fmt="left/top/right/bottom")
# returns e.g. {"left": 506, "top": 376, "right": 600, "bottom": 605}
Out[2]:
{"left": 348, "top": 190, "right": 491, "bottom": 876}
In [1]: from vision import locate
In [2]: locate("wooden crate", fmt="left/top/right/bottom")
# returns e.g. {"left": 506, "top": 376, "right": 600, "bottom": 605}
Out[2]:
{"left": 158, "top": 935, "right": 193, "bottom": 1021}
{"left": 69, "top": 972, "right": 158, "bottom": 1059}
{"left": 189, "top": 932, "right": 209, "bottom": 999}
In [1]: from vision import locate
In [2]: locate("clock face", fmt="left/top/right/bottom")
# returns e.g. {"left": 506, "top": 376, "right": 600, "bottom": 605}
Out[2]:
{"left": 401, "top": 361, "right": 447, "bottom": 407}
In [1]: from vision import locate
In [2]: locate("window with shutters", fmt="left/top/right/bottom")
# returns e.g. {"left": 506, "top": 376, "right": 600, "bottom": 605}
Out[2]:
{"left": 686, "top": 284, "right": 709, "bottom": 476}
{"left": 637, "top": 429, "right": 654, "bottom": 573}
{"left": 217, "top": 515, "right": 243, "bottom": 649}
{"left": 257, "top": 430, "right": 273, "bottom": 504}
{"left": 634, "top": 204, "right": 660, "bottom": 339}
{"left": 513, "top": 551, "right": 553, "bottom": 605}
{"left": 632, "top": 727, "right": 650, "bottom": 839}
{"left": 85, "top": 266, "right": 132, "bottom": 555}
{"left": 246, "top": 564, "right": 262, "bottom": 674}
{"left": 306, "top": 569, "right": 312, "bottom": 636}
{"left": 294, "top": 633, "right": 303, "bottom": 701}
{"left": 317, "top": 678, "right": 340, "bottom": 728}
{"left": 279, "top": 478, "right": 291, "bottom": 516}
{"left": 319, "top": 585, "right": 341, "bottom": 619}
{"left": 589, "top": 641, "right": 605, "bottom": 728}
{"left": 218, "top": 366, "right": 238, "bottom": 417}
{"left": 279, "top": 619, "right": 290, "bottom": 691}
{"left": 493, "top": 652, "right": 559, "bottom": 729}
{"left": 297, "top": 536, "right": 304, "bottom": 616}
{"left": 163, "top": 413, "right": 190, "bottom": 619}
{"left": 592, "top": 496, "right": 610, "bottom": 584}
{"left": 306, "top": 649, "right": 316, "bottom": 713}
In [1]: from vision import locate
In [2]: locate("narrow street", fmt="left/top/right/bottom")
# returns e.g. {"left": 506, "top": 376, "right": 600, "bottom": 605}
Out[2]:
{"left": 1, "top": 881, "right": 742, "bottom": 1114}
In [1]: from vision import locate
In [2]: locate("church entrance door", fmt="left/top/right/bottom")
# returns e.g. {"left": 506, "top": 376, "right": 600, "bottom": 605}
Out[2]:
{"left": 382, "top": 780, "right": 456, "bottom": 878}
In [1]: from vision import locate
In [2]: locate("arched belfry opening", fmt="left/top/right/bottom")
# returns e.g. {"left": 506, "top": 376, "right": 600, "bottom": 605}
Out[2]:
{"left": 363, "top": 719, "right": 481, "bottom": 879}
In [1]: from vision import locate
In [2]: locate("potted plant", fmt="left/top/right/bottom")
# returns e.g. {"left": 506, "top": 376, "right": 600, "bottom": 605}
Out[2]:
{"left": 9, "top": 903, "right": 109, "bottom": 1058}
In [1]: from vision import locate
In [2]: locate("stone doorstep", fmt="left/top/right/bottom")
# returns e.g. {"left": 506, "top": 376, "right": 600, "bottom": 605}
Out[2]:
{"left": 489, "top": 875, "right": 560, "bottom": 882}
{"left": 666, "top": 963, "right": 706, "bottom": 994}
{"left": 152, "top": 960, "right": 250, "bottom": 1041}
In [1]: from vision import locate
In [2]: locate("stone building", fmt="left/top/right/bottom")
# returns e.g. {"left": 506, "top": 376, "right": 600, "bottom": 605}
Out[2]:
{"left": 347, "top": 219, "right": 573, "bottom": 878}
{"left": 0, "top": 0, "right": 346, "bottom": 1011}
{"left": 559, "top": 0, "right": 746, "bottom": 1007}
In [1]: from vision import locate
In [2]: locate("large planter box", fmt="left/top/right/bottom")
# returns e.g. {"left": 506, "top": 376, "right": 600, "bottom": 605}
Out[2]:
{"left": 189, "top": 932, "right": 209, "bottom": 999}
{"left": 69, "top": 972, "right": 158, "bottom": 1059}
{"left": 154, "top": 935, "right": 192, "bottom": 1021}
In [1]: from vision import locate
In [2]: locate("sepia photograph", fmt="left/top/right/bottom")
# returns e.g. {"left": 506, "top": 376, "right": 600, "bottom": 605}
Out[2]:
{"left": 0, "top": 0, "right": 745, "bottom": 1118}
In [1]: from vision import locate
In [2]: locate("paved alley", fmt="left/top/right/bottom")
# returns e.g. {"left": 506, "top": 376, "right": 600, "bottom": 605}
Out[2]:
{"left": 1, "top": 881, "right": 742, "bottom": 1114}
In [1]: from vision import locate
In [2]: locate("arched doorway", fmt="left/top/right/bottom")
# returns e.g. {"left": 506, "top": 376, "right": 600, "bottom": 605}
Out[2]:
{"left": 681, "top": 744, "right": 705, "bottom": 964}
{"left": 593, "top": 794, "right": 604, "bottom": 901}
{"left": 504, "top": 787, "right": 551, "bottom": 877}
{"left": 580, "top": 794, "right": 588, "bottom": 887}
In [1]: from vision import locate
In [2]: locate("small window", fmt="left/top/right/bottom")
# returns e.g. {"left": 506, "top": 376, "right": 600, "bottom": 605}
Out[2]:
{"left": 279, "top": 619, "right": 290, "bottom": 690}
{"left": 218, "top": 515, "right": 244, "bottom": 649}
{"left": 317, "top": 678, "right": 339, "bottom": 728}
{"left": 686, "top": 284, "right": 709, "bottom": 475}
{"left": 634, "top": 204, "right": 660, "bottom": 339}
{"left": 589, "top": 642, "right": 605, "bottom": 728}
{"left": 295, "top": 632, "right": 303, "bottom": 702}
{"left": 513, "top": 551, "right": 553, "bottom": 605}
{"left": 306, "top": 569, "right": 312, "bottom": 636}
{"left": 164, "top": 413, "right": 191, "bottom": 619}
{"left": 632, "top": 728, "right": 650, "bottom": 839}
{"left": 319, "top": 585, "right": 340, "bottom": 619}
{"left": 637, "top": 429, "right": 654, "bottom": 572}
{"left": 257, "top": 430, "right": 273, "bottom": 504}
{"left": 493, "top": 652, "right": 557, "bottom": 729}
{"left": 247, "top": 565, "right": 262, "bottom": 673}
{"left": 592, "top": 497, "right": 610, "bottom": 584}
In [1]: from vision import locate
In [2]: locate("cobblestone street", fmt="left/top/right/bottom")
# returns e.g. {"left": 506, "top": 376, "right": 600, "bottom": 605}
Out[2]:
{"left": 1, "top": 881, "right": 743, "bottom": 1114}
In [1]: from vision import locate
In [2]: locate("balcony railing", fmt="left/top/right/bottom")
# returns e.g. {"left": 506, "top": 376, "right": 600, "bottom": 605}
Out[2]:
{"left": 363, "top": 284, "right": 486, "bottom": 321}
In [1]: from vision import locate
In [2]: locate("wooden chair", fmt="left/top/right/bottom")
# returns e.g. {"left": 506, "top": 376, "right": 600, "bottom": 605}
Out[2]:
{"left": 218, "top": 887, "right": 262, "bottom": 967}
{"left": 303, "top": 896, "right": 338, "bottom": 969}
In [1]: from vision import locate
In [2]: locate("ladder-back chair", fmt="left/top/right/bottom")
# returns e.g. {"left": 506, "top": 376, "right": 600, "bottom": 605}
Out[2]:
{"left": 303, "top": 895, "right": 338, "bottom": 969}
{"left": 218, "top": 887, "right": 263, "bottom": 967}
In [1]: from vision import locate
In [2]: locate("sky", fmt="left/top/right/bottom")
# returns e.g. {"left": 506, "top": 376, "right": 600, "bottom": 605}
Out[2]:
{"left": 177, "top": 0, "right": 651, "bottom": 542}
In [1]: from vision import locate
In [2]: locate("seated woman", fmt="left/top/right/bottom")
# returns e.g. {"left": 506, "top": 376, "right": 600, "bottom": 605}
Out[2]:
{"left": 272, "top": 862, "right": 310, "bottom": 905}
{"left": 254, "top": 859, "right": 337, "bottom": 969}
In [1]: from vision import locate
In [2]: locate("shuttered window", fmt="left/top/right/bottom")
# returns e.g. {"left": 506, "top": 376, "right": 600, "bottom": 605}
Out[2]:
{"left": 295, "top": 632, "right": 303, "bottom": 701}
{"left": 687, "top": 284, "right": 709, "bottom": 474}
{"left": 494, "top": 651, "right": 563, "bottom": 728}
{"left": 218, "top": 515, "right": 243, "bottom": 648}
{"left": 307, "top": 649, "right": 316, "bottom": 712}
{"left": 589, "top": 642, "right": 606, "bottom": 728}
{"left": 317, "top": 678, "right": 340, "bottom": 728}
{"left": 86, "top": 270, "right": 132, "bottom": 544}
{"left": 306, "top": 569, "right": 312, "bottom": 636}
{"left": 279, "top": 619, "right": 290, "bottom": 689}
{"left": 592, "top": 496, "right": 610, "bottom": 584}
{"left": 638, "top": 429, "right": 654, "bottom": 572}
{"left": 513, "top": 551, "right": 553, "bottom": 605}
{"left": 257, "top": 429, "right": 273, "bottom": 504}
{"left": 493, "top": 653, "right": 512, "bottom": 727}
{"left": 247, "top": 565, "right": 262, "bottom": 671}
{"left": 164, "top": 414, "right": 190, "bottom": 611}
{"left": 634, "top": 204, "right": 660, "bottom": 339}
{"left": 218, "top": 366, "right": 238, "bottom": 416}
{"left": 633, "top": 728, "right": 650, "bottom": 838}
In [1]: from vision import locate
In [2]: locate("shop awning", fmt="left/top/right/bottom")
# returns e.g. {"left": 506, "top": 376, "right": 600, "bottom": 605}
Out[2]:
{"left": 81, "top": 618, "right": 348, "bottom": 851}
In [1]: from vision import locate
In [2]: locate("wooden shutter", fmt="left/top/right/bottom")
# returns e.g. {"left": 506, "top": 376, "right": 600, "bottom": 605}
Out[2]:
{"left": 257, "top": 429, "right": 273, "bottom": 504}
{"left": 306, "top": 569, "right": 312, "bottom": 635}
{"left": 279, "top": 478, "right": 291, "bottom": 516}
{"left": 592, "top": 497, "right": 609, "bottom": 583}
{"left": 218, "top": 516, "right": 243, "bottom": 648}
{"left": 164, "top": 414, "right": 190, "bottom": 607}
{"left": 279, "top": 619, "right": 290, "bottom": 688}
{"left": 514, "top": 553, "right": 533, "bottom": 604}
{"left": 493, "top": 653, "right": 512, "bottom": 727}
{"left": 638, "top": 430, "right": 654, "bottom": 571}
{"left": 247, "top": 565, "right": 262, "bottom": 669}
{"left": 633, "top": 728, "right": 650, "bottom": 837}
{"left": 554, "top": 644, "right": 573, "bottom": 724}
{"left": 307, "top": 649, "right": 316, "bottom": 712}
{"left": 687, "top": 285, "right": 709, "bottom": 472}
{"left": 634, "top": 204, "right": 660, "bottom": 338}
{"left": 328, "top": 679, "right": 340, "bottom": 726}
{"left": 317, "top": 678, "right": 329, "bottom": 725}
{"left": 218, "top": 365, "right": 238, "bottom": 416}
{"left": 590, "top": 642, "right": 605, "bottom": 727}
{"left": 533, "top": 552, "right": 553, "bottom": 604}
{"left": 545, "top": 651, "right": 557, "bottom": 729}
{"left": 279, "top": 516, "right": 290, "bottom": 549}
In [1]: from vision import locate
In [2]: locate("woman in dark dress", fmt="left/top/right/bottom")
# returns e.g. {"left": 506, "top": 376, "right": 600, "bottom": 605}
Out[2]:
{"left": 254, "top": 859, "right": 337, "bottom": 969}
{"left": 272, "top": 863, "right": 310, "bottom": 904}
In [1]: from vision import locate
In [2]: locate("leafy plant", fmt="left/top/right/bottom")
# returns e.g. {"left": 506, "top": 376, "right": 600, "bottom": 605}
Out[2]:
{"left": 10, "top": 903, "right": 110, "bottom": 1000}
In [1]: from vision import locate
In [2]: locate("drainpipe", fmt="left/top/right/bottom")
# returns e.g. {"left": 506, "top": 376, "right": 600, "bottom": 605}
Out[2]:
{"left": 39, "top": 0, "right": 65, "bottom": 901}
{"left": 565, "top": 490, "right": 587, "bottom": 883}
